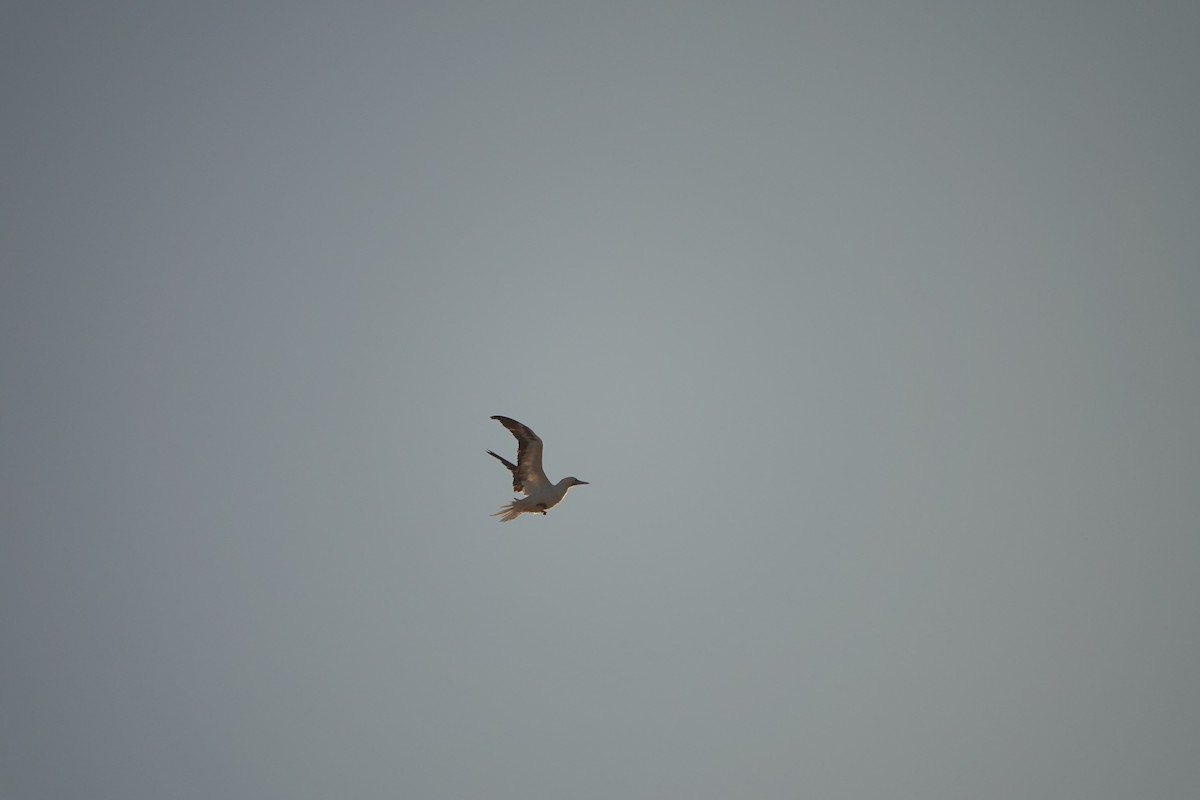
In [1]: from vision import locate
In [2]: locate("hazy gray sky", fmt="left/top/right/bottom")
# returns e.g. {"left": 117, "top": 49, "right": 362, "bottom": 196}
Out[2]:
{"left": 3, "top": 2, "right": 1198, "bottom": 798}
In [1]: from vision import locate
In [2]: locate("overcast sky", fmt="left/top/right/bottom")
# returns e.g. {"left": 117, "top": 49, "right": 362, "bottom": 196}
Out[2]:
{"left": 3, "top": 2, "right": 1199, "bottom": 798}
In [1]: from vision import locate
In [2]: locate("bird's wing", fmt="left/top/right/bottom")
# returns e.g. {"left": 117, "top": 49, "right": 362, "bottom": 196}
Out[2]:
{"left": 486, "top": 450, "right": 525, "bottom": 494}
{"left": 491, "top": 415, "right": 549, "bottom": 494}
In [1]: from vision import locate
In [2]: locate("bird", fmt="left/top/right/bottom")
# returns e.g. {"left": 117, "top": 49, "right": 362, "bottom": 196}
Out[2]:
{"left": 487, "top": 415, "right": 589, "bottom": 522}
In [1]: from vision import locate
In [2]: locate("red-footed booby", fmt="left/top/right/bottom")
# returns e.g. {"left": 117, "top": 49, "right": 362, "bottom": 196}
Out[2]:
{"left": 487, "top": 416, "right": 588, "bottom": 522}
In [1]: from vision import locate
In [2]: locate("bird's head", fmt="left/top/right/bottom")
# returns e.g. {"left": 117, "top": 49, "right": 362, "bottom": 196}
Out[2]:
{"left": 565, "top": 477, "right": 589, "bottom": 487}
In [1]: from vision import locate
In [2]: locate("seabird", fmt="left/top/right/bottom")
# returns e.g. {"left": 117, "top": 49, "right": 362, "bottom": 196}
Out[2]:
{"left": 487, "top": 415, "right": 589, "bottom": 522}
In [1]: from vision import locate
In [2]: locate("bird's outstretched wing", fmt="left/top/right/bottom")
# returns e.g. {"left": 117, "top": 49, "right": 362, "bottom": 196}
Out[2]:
{"left": 488, "top": 415, "right": 549, "bottom": 494}
{"left": 486, "top": 449, "right": 524, "bottom": 494}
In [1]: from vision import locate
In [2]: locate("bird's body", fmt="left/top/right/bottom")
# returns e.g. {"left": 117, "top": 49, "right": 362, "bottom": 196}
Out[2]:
{"left": 488, "top": 415, "right": 588, "bottom": 521}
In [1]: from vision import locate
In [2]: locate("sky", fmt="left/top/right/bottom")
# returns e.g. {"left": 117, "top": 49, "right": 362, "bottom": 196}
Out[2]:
{"left": 2, "top": 2, "right": 1199, "bottom": 798}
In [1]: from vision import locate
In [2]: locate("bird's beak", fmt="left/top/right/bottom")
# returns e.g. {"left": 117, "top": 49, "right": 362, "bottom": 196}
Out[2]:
{"left": 577, "top": 480, "right": 590, "bottom": 485}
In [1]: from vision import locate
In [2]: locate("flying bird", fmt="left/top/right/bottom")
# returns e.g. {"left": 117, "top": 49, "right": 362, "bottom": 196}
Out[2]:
{"left": 487, "top": 415, "right": 589, "bottom": 522}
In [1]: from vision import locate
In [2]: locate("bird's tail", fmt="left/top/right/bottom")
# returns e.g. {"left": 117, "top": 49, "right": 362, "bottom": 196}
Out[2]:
{"left": 491, "top": 501, "right": 523, "bottom": 522}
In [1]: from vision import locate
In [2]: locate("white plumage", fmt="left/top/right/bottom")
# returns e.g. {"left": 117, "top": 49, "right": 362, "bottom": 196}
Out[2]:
{"left": 487, "top": 415, "right": 589, "bottom": 522}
